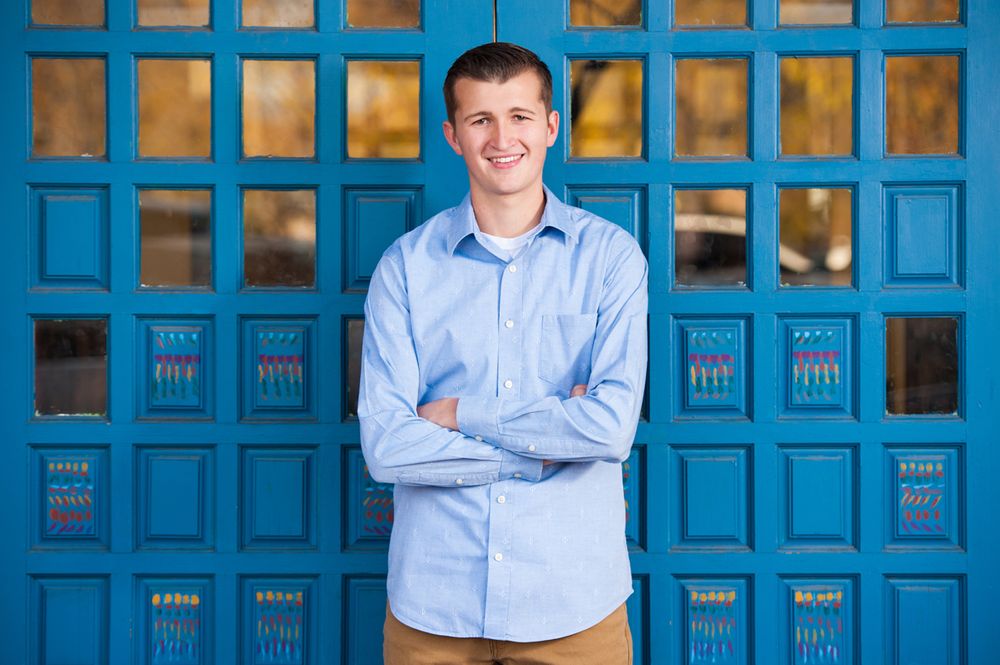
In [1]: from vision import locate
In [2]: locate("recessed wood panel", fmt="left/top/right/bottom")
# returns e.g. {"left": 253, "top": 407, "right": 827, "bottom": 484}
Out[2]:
{"left": 241, "top": 577, "right": 317, "bottom": 664}
{"left": 884, "top": 577, "right": 964, "bottom": 665}
{"left": 135, "top": 577, "right": 212, "bottom": 665}
{"left": 779, "top": 577, "right": 857, "bottom": 665}
{"left": 30, "top": 576, "right": 109, "bottom": 665}
{"left": 136, "top": 446, "right": 214, "bottom": 550}
{"left": 670, "top": 446, "right": 751, "bottom": 551}
{"left": 31, "top": 446, "right": 109, "bottom": 550}
{"left": 885, "top": 446, "right": 963, "bottom": 550}
{"left": 138, "top": 319, "right": 213, "bottom": 419}
{"left": 566, "top": 186, "right": 647, "bottom": 253}
{"left": 31, "top": 187, "right": 109, "bottom": 289}
{"left": 778, "top": 446, "right": 857, "bottom": 550}
{"left": 674, "top": 318, "right": 749, "bottom": 419}
{"left": 241, "top": 318, "right": 317, "bottom": 420}
{"left": 778, "top": 317, "right": 855, "bottom": 418}
{"left": 677, "top": 577, "right": 750, "bottom": 665}
{"left": 343, "top": 188, "right": 421, "bottom": 292}
{"left": 343, "top": 576, "right": 388, "bottom": 664}
{"left": 241, "top": 447, "right": 316, "bottom": 550}
{"left": 884, "top": 185, "right": 961, "bottom": 287}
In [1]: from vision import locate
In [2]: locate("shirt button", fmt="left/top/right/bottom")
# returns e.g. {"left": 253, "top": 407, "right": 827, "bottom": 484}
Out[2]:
{"left": 503, "top": 379, "right": 513, "bottom": 389}
{"left": 528, "top": 444, "right": 536, "bottom": 452}
{"left": 497, "top": 495, "right": 506, "bottom": 504}
{"left": 494, "top": 553, "right": 503, "bottom": 561}
{"left": 513, "top": 472, "right": 522, "bottom": 479}
{"left": 474, "top": 435, "right": 483, "bottom": 442}
{"left": 504, "top": 319, "right": 514, "bottom": 328}
{"left": 508, "top": 264, "right": 517, "bottom": 273}
{"left": 455, "top": 478, "right": 464, "bottom": 485}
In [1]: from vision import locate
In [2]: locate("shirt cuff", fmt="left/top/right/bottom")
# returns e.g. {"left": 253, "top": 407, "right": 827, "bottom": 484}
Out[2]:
{"left": 499, "top": 449, "right": 544, "bottom": 482}
{"left": 456, "top": 396, "right": 502, "bottom": 442}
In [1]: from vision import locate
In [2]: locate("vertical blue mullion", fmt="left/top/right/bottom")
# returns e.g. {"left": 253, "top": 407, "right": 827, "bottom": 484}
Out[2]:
{"left": 751, "top": 180, "right": 776, "bottom": 295}
{"left": 108, "top": 563, "right": 132, "bottom": 665}
{"left": 647, "top": 561, "right": 671, "bottom": 664}
{"left": 857, "top": 307, "right": 884, "bottom": 425}
{"left": 647, "top": 184, "right": 670, "bottom": 294}
{"left": 857, "top": 0, "right": 883, "bottom": 29}
{"left": 315, "top": 0, "right": 339, "bottom": 32}
{"left": 857, "top": 434, "right": 882, "bottom": 557}
{"left": 317, "top": 50, "right": 341, "bottom": 170}
{"left": 753, "top": 312, "right": 775, "bottom": 423}
{"left": 754, "top": 49, "right": 778, "bottom": 163}
{"left": 647, "top": 50, "right": 670, "bottom": 163}
{"left": 646, "top": 0, "right": 669, "bottom": 32}
{"left": 753, "top": 0, "right": 778, "bottom": 31}
{"left": 212, "top": 0, "right": 237, "bottom": 32}
{"left": 316, "top": 189, "right": 341, "bottom": 427}
{"left": 858, "top": 569, "right": 883, "bottom": 663}
{"left": 106, "top": 0, "right": 131, "bottom": 32}
{"left": 856, "top": 168, "right": 882, "bottom": 294}
{"left": 107, "top": 45, "right": 132, "bottom": 164}
{"left": 857, "top": 49, "right": 883, "bottom": 161}
{"left": 753, "top": 532, "right": 777, "bottom": 665}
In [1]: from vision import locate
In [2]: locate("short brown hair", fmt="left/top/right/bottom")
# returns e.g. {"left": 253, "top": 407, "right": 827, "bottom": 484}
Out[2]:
{"left": 443, "top": 42, "right": 553, "bottom": 125}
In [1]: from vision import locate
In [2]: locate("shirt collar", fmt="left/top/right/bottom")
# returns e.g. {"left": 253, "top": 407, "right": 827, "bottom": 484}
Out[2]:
{"left": 446, "top": 184, "right": 580, "bottom": 255}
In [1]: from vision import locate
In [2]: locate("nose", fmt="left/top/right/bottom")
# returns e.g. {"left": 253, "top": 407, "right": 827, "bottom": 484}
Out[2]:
{"left": 490, "top": 119, "right": 515, "bottom": 150}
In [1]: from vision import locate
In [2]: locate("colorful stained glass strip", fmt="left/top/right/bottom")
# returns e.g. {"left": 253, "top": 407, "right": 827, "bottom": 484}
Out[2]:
{"left": 45, "top": 456, "right": 96, "bottom": 536}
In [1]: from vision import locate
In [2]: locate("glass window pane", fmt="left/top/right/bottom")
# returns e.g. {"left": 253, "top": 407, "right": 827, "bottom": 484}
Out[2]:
{"left": 570, "top": 59, "right": 643, "bottom": 158}
{"left": 780, "top": 56, "right": 853, "bottom": 156}
{"left": 138, "top": 59, "right": 211, "bottom": 158}
{"left": 886, "top": 317, "right": 958, "bottom": 415}
{"left": 242, "top": 0, "right": 313, "bottom": 27}
{"left": 674, "top": 189, "right": 747, "bottom": 287}
{"left": 242, "top": 59, "right": 315, "bottom": 158}
{"left": 779, "top": 188, "right": 852, "bottom": 286}
{"left": 780, "top": 0, "right": 853, "bottom": 24}
{"left": 243, "top": 189, "right": 316, "bottom": 287}
{"left": 675, "top": 58, "right": 747, "bottom": 157}
{"left": 34, "top": 319, "right": 107, "bottom": 417}
{"left": 139, "top": 189, "right": 212, "bottom": 287}
{"left": 886, "top": 0, "right": 959, "bottom": 23}
{"left": 347, "top": 60, "right": 421, "bottom": 159}
{"left": 345, "top": 318, "right": 364, "bottom": 419}
{"left": 32, "top": 0, "right": 104, "bottom": 25}
{"left": 569, "top": 0, "right": 641, "bottom": 26}
{"left": 346, "top": 0, "right": 420, "bottom": 28}
{"left": 137, "top": 0, "right": 210, "bottom": 27}
{"left": 674, "top": 0, "right": 746, "bottom": 27}
{"left": 32, "top": 58, "right": 106, "bottom": 158}
{"left": 886, "top": 55, "right": 959, "bottom": 155}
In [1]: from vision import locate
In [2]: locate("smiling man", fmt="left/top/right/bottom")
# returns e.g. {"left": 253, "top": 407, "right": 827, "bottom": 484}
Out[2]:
{"left": 359, "top": 42, "right": 648, "bottom": 665}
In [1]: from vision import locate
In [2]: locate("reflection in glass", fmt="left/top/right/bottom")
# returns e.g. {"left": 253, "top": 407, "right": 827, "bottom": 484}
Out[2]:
{"left": 780, "top": 56, "right": 853, "bottom": 156}
{"left": 570, "top": 60, "right": 643, "bottom": 158}
{"left": 779, "top": 188, "right": 852, "bottom": 286}
{"left": 345, "top": 318, "right": 364, "bottom": 419}
{"left": 34, "top": 319, "right": 107, "bottom": 417}
{"left": 347, "top": 0, "right": 420, "bottom": 28}
{"left": 886, "top": 55, "right": 959, "bottom": 155}
{"left": 242, "top": 0, "right": 313, "bottom": 27}
{"left": 32, "top": 58, "right": 106, "bottom": 158}
{"left": 139, "top": 189, "right": 212, "bottom": 287}
{"left": 674, "top": 0, "right": 746, "bottom": 27}
{"left": 780, "top": 0, "right": 853, "bottom": 24}
{"left": 32, "top": 0, "right": 104, "bottom": 25}
{"left": 242, "top": 59, "right": 315, "bottom": 158}
{"left": 675, "top": 58, "right": 747, "bottom": 157}
{"left": 886, "top": 317, "right": 958, "bottom": 415}
{"left": 243, "top": 189, "right": 316, "bottom": 287}
{"left": 347, "top": 61, "right": 420, "bottom": 159}
{"left": 887, "top": 0, "right": 959, "bottom": 23}
{"left": 570, "top": 0, "right": 641, "bottom": 26}
{"left": 138, "top": 59, "right": 211, "bottom": 158}
{"left": 137, "top": 0, "right": 209, "bottom": 27}
{"left": 674, "top": 189, "right": 747, "bottom": 287}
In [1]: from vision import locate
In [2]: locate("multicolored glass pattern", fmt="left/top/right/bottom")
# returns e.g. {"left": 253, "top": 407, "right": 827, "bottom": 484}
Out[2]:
{"left": 792, "top": 586, "right": 846, "bottom": 663}
{"left": 897, "top": 457, "right": 947, "bottom": 536}
{"left": 686, "top": 328, "right": 738, "bottom": 407}
{"left": 46, "top": 456, "right": 95, "bottom": 536}
{"left": 254, "top": 588, "right": 304, "bottom": 664}
{"left": 151, "top": 328, "right": 202, "bottom": 408}
{"left": 361, "top": 463, "right": 393, "bottom": 537}
{"left": 255, "top": 329, "right": 305, "bottom": 408}
{"left": 688, "top": 589, "right": 738, "bottom": 663}
{"left": 151, "top": 590, "right": 201, "bottom": 664}
{"left": 790, "top": 327, "right": 842, "bottom": 406}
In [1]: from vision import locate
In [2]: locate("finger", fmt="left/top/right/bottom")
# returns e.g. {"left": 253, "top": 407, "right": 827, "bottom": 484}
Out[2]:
{"left": 570, "top": 384, "right": 587, "bottom": 397}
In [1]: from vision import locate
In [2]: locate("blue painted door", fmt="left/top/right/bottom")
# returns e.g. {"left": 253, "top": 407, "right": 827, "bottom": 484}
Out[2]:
{"left": 3, "top": 1, "right": 998, "bottom": 664}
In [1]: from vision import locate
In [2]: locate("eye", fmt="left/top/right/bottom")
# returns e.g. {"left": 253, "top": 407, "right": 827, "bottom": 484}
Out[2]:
{"left": 513, "top": 115, "right": 529, "bottom": 121}
{"left": 472, "top": 117, "right": 490, "bottom": 126}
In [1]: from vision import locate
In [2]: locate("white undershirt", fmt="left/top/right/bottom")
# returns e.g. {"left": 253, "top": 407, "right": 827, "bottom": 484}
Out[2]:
{"left": 479, "top": 223, "right": 543, "bottom": 260}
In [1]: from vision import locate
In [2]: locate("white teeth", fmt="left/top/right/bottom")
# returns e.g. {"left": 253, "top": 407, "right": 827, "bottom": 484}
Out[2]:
{"left": 490, "top": 155, "right": 521, "bottom": 163}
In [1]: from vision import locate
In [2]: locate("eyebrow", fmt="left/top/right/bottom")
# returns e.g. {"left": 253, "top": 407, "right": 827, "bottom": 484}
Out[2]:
{"left": 463, "top": 107, "right": 538, "bottom": 122}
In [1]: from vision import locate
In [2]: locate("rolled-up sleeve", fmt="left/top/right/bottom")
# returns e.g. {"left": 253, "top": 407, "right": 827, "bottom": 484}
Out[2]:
{"left": 456, "top": 235, "right": 648, "bottom": 464}
{"left": 359, "top": 245, "right": 544, "bottom": 487}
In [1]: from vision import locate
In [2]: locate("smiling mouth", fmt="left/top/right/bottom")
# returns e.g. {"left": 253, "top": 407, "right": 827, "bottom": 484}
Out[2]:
{"left": 488, "top": 154, "right": 524, "bottom": 165}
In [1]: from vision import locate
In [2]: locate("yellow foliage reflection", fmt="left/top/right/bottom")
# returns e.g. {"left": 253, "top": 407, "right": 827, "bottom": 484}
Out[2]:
{"left": 242, "top": 0, "right": 313, "bottom": 28}
{"left": 886, "top": 55, "right": 958, "bottom": 155}
{"left": 138, "top": 59, "right": 211, "bottom": 158}
{"left": 780, "top": 0, "right": 853, "bottom": 25}
{"left": 887, "top": 0, "right": 960, "bottom": 23}
{"left": 347, "top": 61, "right": 421, "bottom": 159}
{"left": 780, "top": 56, "right": 853, "bottom": 156}
{"left": 779, "top": 188, "right": 852, "bottom": 286}
{"left": 32, "top": 0, "right": 103, "bottom": 25}
{"left": 32, "top": 58, "right": 106, "bottom": 158}
{"left": 675, "top": 58, "right": 748, "bottom": 157}
{"left": 569, "top": 0, "right": 641, "bottom": 27}
{"left": 242, "top": 60, "right": 315, "bottom": 158}
{"left": 347, "top": 0, "right": 421, "bottom": 28}
{"left": 674, "top": 0, "right": 746, "bottom": 27}
{"left": 137, "top": 0, "right": 209, "bottom": 27}
{"left": 570, "top": 60, "right": 643, "bottom": 158}
{"left": 243, "top": 189, "right": 317, "bottom": 287}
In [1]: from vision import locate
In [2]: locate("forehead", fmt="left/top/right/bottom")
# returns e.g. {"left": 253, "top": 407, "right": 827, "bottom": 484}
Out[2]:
{"left": 451, "top": 71, "right": 546, "bottom": 112}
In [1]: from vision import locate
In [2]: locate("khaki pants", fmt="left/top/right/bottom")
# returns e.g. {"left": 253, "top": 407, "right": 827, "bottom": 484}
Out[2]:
{"left": 383, "top": 601, "right": 633, "bottom": 665}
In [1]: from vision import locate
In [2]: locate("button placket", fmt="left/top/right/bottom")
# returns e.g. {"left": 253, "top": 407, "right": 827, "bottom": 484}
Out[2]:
{"left": 496, "top": 257, "right": 523, "bottom": 396}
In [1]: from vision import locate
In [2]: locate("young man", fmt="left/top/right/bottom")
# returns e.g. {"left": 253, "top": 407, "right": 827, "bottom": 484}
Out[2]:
{"left": 359, "top": 42, "right": 648, "bottom": 665}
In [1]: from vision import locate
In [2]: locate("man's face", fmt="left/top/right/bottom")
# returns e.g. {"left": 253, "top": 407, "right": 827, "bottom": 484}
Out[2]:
{"left": 442, "top": 71, "right": 559, "bottom": 201}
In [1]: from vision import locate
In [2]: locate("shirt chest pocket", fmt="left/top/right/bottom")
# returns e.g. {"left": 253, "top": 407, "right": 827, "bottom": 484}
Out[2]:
{"left": 538, "top": 313, "right": 599, "bottom": 389}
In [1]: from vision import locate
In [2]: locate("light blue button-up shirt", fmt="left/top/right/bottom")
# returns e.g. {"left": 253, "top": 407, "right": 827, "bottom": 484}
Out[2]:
{"left": 359, "top": 185, "right": 648, "bottom": 642}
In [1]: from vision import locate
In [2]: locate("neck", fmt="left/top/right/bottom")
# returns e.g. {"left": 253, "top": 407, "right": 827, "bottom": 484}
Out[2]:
{"left": 469, "top": 184, "right": 546, "bottom": 238}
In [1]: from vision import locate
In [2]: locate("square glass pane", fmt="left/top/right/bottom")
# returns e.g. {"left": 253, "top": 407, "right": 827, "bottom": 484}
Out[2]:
{"left": 779, "top": 188, "right": 852, "bottom": 286}
{"left": 886, "top": 0, "right": 959, "bottom": 23}
{"left": 346, "top": 0, "right": 420, "bottom": 28}
{"left": 242, "top": 59, "right": 315, "bottom": 158}
{"left": 780, "top": 0, "right": 853, "bottom": 24}
{"left": 675, "top": 58, "right": 748, "bottom": 157}
{"left": 139, "top": 189, "right": 212, "bottom": 287}
{"left": 345, "top": 318, "right": 364, "bottom": 419}
{"left": 34, "top": 319, "right": 107, "bottom": 417}
{"left": 570, "top": 59, "right": 643, "bottom": 158}
{"left": 674, "top": 0, "right": 746, "bottom": 27}
{"left": 674, "top": 189, "right": 747, "bottom": 287}
{"left": 137, "top": 0, "right": 210, "bottom": 27}
{"left": 347, "top": 60, "right": 420, "bottom": 159}
{"left": 569, "top": 0, "right": 641, "bottom": 26}
{"left": 32, "top": 58, "right": 106, "bottom": 158}
{"left": 32, "top": 0, "right": 104, "bottom": 25}
{"left": 780, "top": 56, "right": 853, "bottom": 156}
{"left": 886, "top": 55, "right": 959, "bottom": 155}
{"left": 886, "top": 317, "right": 958, "bottom": 415}
{"left": 138, "top": 59, "right": 211, "bottom": 158}
{"left": 242, "top": 0, "right": 313, "bottom": 27}
{"left": 243, "top": 189, "right": 316, "bottom": 288}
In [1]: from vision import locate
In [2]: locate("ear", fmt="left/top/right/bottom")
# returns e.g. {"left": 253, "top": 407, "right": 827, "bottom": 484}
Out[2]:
{"left": 442, "top": 120, "right": 463, "bottom": 156}
{"left": 545, "top": 110, "right": 560, "bottom": 148}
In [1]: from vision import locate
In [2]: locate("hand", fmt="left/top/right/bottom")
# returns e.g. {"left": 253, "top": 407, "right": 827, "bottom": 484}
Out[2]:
{"left": 416, "top": 397, "right": 459, "bottom": 431}
{"left": 542, "top": 384, "right": 587, "bottom": 466}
